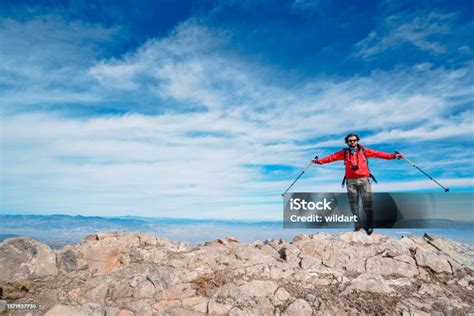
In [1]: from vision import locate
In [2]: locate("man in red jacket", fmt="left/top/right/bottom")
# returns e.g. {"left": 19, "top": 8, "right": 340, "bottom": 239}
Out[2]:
{"left": 313, "top": 133, "right": 403, "bottom": 235}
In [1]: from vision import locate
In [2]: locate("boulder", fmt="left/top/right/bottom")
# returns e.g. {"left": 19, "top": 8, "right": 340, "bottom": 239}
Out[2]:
{"left": 285, "top": 299, "right": 313, "bottom": 316}
{"left": 415, "top": 247, "right": 452, "bottom": 274}
{"left": 273, "top": 287, "right": 291, "bottom": 305}
{"left": 423, "top": 233, "right": 473, "bottom": 268}
{"left": 0, "top": 237, "right": 58, "bottom": 282}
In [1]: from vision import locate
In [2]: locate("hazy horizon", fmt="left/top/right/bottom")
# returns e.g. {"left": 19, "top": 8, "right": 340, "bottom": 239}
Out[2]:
{"left": 1, "top": 214, "right": 472, "bottom": 248}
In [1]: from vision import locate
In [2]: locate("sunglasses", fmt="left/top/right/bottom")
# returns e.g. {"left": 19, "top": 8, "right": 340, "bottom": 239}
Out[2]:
{"left": 348, "top": 139, "right": 358, "bottom": 143}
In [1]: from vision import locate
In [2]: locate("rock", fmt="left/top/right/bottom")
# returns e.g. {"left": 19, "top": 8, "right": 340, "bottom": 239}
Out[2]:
{"left": 292, "top": 234, "right": 312, "bottom": 242}
{"left": 338, "top": 230, "right": 374, "bottom": 244}
{"left": 228, "top": 297, "right": 273, "bottom": 315}
{"left": 79, "top": 277, "right": 111, "bottom": 304}
{"left": 159, "top": 306, "right": 204, "bottom": 315}
{"left": 273, "top": 287, "right": 291, "bottom": 305}
{"left": 299, "top": 255, "right": 321, "bottom": 269}
{"left": 285, "top": 299, "right": 313, "bottom": 316}
{"left": 399, "top": 236, "right": 417, "bottom": 250}
{"left": 224, "top": 236, "right": 239, "bottom": 243}
{"left": 2, "top": 231, "right": 473, "bottom": 315}
{"left": 104, "top": 306, "right": 121, "bottom": 316}
{"left": 0, "top": 300, "right": 6, "bottom": 313}
{"left": 131, "top": 277, "right": 155, "bottom": 299}
{"left": 127, "top": 300, "right": 154, "bottom": 316}
{"left": 269, "top": 264, "right": 293, "bottom": 279}
{"left": 457, "top": 276, "right": 473, "bottom": 288}
{"left": 74, "top": 233, "right": 140, "bottom": 272}
{"left": 418, "top": 283, "right": 444, "bottom": 296}
{"left": 155, "top": 236, "right": 189, "bottom": 252}
{"left": 248, "top": 240, "right": 263, "bottom": 247}
{"left": 0, "top": 237, "right": 58, "bottom": 282}
{"left": 415, "top": 247, "right": 452, "bottom": 274}
{"left": 253, "top": 297, "right": 274, "bottom": 315}
{"left": 278, "top": 245, "right": 300, "bottom": 266}
{"left": 72, "top": 232, "right": 185, "bottom": 273}
{"left": 260, "top": 244, "right": 283, "bottom": 260}
{"left": 386, "top": 278, "right": 415, "bottom": 288}
{"left": 152, "top": 300, "right": 181, "bottom": 312}
{"left": 45, "top": 304, "right": 103, "bottom": 316}
{"left": 239, "top": 280, "right": 277, "bottom": 297}
{"left": 423, "top": 233, "right": 474, "bottom": 268}
{"left": 345, "top": 274, "right": 393, "bottom": 294}
{"left": 214, "top": 283, "right": 252, "bottom": 306}
{"left": 228, "top": 307, "right": 252, "bottom": 315}
{"left": 208, "top": 299, "right": 233, "bottom": 315}
{"left": 182, "top": 296, "right": 208, "bottom": 313}
{"left": 108, "top": 279, "right": 133, "bottom": 301}
{"left": 161, "top": 283, "right": 196, "bottom": 301}
{"left": 45, "top": 305, "right": 88, "bottom": 316}
{"left": 57, "top": 248, "right": 78, "bottom": 272}
{"left": 366, "top": 256, "right": 419, "bottom": 277}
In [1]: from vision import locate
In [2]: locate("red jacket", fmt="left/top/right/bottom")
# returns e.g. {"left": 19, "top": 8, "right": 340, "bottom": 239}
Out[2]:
{"left": 316, "top": 144, "right": 395, "bottom": 179}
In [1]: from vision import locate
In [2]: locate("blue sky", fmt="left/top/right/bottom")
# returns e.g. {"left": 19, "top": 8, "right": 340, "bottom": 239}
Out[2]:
{"left": 0, "top": 0, "right": 473, "bottom": 219}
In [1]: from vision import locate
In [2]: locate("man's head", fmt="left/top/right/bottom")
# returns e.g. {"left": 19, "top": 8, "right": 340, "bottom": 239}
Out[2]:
{"left": 345, "top": 133, "right": 360, "bottom": 148}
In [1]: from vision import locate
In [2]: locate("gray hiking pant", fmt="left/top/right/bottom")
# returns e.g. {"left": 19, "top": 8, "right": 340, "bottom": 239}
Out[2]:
{"left": 346, "top": 177, "right": 373, "bottom": 230}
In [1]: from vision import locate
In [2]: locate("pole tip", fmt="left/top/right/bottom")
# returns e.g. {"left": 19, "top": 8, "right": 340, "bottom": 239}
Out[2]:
{"left": 445, "top": 188, "right": 449, "bottom": 192}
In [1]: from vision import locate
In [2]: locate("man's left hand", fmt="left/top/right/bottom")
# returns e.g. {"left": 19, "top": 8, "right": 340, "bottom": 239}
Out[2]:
{"left": 394, "top": 153, "right": 404, "bottom": 159}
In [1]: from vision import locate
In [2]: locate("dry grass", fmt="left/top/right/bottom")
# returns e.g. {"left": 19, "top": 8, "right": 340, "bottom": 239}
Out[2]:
{"left": 191, "top": 270, "right": 232, "bottom": 296}
{"left": 0, "top": 280, "right": 31, "bottom": 300}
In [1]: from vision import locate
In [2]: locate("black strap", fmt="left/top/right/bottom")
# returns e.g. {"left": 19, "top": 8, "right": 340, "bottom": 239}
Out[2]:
{"left": 369, "top": 173, "right": 378, "bottom": 183}
{"left": 342, "top": 146, "right": 377, "bottom": 187}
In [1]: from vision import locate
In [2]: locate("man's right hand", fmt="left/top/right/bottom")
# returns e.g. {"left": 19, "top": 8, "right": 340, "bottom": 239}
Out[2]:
{"left": 312, "top": 159, "right": 321, "bottom": 164}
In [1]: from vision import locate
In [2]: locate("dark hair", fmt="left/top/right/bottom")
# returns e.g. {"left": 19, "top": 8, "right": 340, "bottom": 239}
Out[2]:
{"left": 344, "top": 133, "right": 360, "bottom": 144}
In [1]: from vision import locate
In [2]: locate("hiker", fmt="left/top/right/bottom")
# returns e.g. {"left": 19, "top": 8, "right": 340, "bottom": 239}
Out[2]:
{"left": 312, "top": 134, "right": 403, "bottom": 235}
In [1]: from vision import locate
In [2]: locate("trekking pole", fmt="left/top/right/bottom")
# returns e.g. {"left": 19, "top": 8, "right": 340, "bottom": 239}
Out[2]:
{"left": 395, "top": 151, "right": 449, "bottom": 192}
{"left": 281, "top": 156, "right": 318, "bottom": 197}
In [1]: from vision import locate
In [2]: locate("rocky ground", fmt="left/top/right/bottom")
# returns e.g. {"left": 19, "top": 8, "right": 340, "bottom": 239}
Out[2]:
{"left": 0, "top": 230, "right": 472, "bottom": 315}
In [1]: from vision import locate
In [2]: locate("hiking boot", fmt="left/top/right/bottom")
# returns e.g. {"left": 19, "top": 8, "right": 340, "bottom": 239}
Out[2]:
{"left": 366, "top": 227, "right": 373, "bottom": 235}
{"left": 354, "top": 222, "right": 362, "bottom": 232}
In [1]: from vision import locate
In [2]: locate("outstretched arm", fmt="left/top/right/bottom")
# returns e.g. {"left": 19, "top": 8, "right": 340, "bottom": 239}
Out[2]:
{"left": 365, "top": 148, "right": 403, "bottom": 159}
{"left": 313, "top": 149, "right": 345, "bottom": 164}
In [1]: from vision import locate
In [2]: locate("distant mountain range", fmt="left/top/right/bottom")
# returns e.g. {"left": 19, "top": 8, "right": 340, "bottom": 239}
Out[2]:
{"left": 1, "top": 214, "right": 472, "bottom": 248}
{"left": 0, "top": 214, "right": 283, "bottom": 248}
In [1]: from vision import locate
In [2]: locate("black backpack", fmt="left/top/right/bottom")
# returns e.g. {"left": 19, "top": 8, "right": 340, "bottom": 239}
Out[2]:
{"left": 341, "top": 146, "right": 377, "bottom": 188}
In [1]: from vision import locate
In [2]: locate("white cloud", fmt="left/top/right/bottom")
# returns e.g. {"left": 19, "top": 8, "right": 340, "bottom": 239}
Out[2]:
{"left": 1, "top": 17, "right": 473, "bottom": 218}
{"left": 355, "top": 12, "right": 455, "bottom": 58}
{"left": 0, "top": 15, "right": 120, "bottom": 108}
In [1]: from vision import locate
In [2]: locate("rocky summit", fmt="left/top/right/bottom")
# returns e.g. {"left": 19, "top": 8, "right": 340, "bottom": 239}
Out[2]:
{"left": 0, "top": 231, "right": 472, "bottom": 315}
